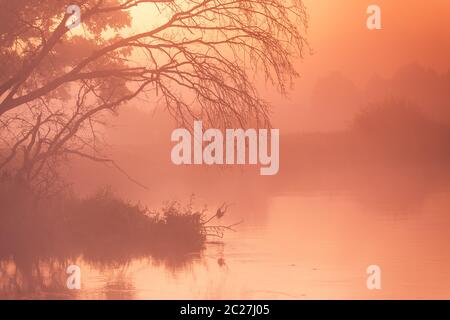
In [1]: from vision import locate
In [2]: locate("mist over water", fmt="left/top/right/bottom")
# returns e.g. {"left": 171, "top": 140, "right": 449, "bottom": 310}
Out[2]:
{"left": 4, "top": 181, "right": 450, "bottom": 299}
{"left": 4, "top": 85, "right": 450, "bottom": 299}
{"left": 1, "top": 0, "right": 450, "bottom": 300}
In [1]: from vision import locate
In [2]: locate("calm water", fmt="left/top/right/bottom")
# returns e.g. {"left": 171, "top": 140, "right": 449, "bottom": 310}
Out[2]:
{"left": 6, "top": 189, "right": 450, "bottom": 299}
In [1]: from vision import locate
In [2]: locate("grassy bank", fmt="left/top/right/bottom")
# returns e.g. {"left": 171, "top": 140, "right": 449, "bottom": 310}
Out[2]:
{"left": 0, "top": 179, "right": 208, "bottom": 266}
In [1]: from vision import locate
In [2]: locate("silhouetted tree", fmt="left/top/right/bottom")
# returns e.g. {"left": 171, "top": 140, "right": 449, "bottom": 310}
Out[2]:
{"left": 0, "top": 0, "right": 308, "bottom": 192}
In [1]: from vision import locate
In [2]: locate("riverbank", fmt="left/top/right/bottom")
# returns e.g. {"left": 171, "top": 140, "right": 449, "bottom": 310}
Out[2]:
{"left": 0, "top": 179, "right": 207, "bottom": 266}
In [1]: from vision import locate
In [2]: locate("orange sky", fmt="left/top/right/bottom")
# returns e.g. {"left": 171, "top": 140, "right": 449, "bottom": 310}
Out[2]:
{"left": 129, "top": 1, "right": 450, "bottom": 132}
{"left": 300, "top": 0, "right": 450, "bottom": 79}
{"left": 261, "top": 0, "right": 450, "bottom": 131}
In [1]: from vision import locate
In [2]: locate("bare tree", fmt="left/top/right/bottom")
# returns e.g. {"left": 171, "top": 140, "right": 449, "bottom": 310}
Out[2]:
{"left": 0, "top": 0, "right": 308, "bottom": 191}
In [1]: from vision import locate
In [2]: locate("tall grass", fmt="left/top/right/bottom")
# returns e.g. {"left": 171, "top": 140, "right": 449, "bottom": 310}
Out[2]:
{"left": 0, "top": 178, "right": 208, "bottom": 266}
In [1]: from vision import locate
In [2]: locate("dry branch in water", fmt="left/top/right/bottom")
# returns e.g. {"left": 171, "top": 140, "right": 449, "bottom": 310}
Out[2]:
{"left": 202, "top": 202, "right": 241, "bottom": 238}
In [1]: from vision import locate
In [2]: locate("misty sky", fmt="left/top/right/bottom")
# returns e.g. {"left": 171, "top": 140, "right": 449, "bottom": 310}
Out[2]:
{"left": 268, "top": 0, "right": 450, "bottom": 132}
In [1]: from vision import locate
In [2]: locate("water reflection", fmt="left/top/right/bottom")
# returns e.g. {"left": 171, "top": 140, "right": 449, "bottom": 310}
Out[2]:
{"left": 2, "top": 170, "right": 450, "bottom": 299}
